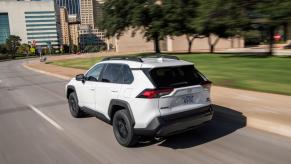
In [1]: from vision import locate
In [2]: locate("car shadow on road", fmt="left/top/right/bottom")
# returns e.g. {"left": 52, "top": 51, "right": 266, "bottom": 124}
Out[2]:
{"left": 138, "top": 105, "right": 246, "bottom": 148}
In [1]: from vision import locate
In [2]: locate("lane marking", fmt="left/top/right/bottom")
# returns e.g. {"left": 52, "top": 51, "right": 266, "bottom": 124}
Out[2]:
{"left": 0, "top": 80, "right": 2, "bottom": 83}
{"left": 29, "top": 105, "right": 63, "bottom": 131}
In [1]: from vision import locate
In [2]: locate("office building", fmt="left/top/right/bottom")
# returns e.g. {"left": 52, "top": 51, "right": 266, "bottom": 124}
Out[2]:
{"left": 79, "top": 0, "right": 105, "bottom": 49}
{"left": 55, "top": 0, "right": 80, "bottom": 15}
{"left": 79, "top": 25, "right": 105, "bottom": 49}
{"left": 68, "top": 15, "right": 80, "bottom": 46}
{"left": 59, "top": 7, "right": 70, "bottom": 45}
{"left": 0, "top": 13, "right": 10, "bottom": 44}
{"left": 80, "top": 0, "right": 103, "bottom": 29}
{"left": 0, "top": 0, "right": 60, "bottom": 47}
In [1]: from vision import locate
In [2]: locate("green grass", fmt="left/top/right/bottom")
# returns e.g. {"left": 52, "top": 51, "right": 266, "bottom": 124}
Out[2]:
{"left": 51, "top": 57, "right": 103, "bottom": 70}
{"left": 50, "top": 53, "right": 291, "bottom": 96}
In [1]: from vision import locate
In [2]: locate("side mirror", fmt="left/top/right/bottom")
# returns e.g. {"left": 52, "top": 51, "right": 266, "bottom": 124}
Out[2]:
{"left": 76, "top": 74, "right": 85, "bottom": 83}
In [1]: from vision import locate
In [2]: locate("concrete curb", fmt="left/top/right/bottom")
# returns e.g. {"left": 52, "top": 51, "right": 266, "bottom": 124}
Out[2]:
{"left": 23, "top": 62, "right": 291, "bottom": 138}
{"left": 22, "top": 63, "right": 71, "bottom": 80}
{"left": 247, "top": 117, "right": 291, "bottom": 138}
{"left": 214, "top": 108, "right": 291, "bottom": 138}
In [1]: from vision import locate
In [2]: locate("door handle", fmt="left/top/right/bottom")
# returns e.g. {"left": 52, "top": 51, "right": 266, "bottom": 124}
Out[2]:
{"left": 111, "top": 90, "right": 118, "bottom": 93}
{"left": 90, "top": 86, "right": 95, "bottom": 91}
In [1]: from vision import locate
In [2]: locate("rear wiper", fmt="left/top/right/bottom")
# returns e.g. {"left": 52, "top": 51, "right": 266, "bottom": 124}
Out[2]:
{"left": 169, "top": 81, "right": 188, "bottom": 87}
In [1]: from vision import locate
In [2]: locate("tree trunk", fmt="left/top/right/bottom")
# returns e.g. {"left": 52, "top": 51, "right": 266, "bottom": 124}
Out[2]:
{"left": 269, "top": 26, "right": 275, "bottom": 56}
{"left": 210, "top": 45, "right": 214, "bottom": 53}
{"left": 208, "top": 36, "right": 220, "bottom": 53}
{"left": 153, "top": 34, "right": 160, "bottom": 54}
{"left": 186, "top": 35, "right": 195, "bottom": 54}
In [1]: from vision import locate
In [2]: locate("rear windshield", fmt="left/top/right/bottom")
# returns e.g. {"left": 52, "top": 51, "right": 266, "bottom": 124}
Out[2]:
{"left": 149, "top": 65, "right": 206, "bottom": 88}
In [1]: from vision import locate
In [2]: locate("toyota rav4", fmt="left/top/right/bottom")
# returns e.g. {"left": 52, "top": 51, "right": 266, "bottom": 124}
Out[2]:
{"left": 66, "top": 55, "right": 213, "bottom": 147}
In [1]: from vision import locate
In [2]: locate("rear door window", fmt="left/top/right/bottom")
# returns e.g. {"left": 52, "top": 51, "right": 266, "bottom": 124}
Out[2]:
{"left": 122, "top": 65, "right": 134, "bottom": 84}
{"left": 101, "top": 64, "right": 123, "bottom": 83}
{"left": 149, "top": 65, "right": 205, "bottom": 88}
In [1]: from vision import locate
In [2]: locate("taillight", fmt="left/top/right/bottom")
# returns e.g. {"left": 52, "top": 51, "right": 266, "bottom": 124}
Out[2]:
{"left": 137, "top": 88, "right": 174, "bottom": 99}
{"left": 201, "top": 81, "right": 212, "bottom": 91}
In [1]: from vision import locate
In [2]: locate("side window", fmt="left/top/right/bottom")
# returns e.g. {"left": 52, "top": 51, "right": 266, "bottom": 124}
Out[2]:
{"left": 85, "top": 64, "right": 104, "bottom": 81}
{"left": 122, "top": 65, "right": 134, "bottom": 84}
{"left": 101, "top": 64, "right": 123, "bottom": 83}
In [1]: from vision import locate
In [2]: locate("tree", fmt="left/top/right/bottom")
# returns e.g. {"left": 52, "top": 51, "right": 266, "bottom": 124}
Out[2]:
{"left": 195, "top": 0, "right": 249, "bottom": 53}
{"left": 254, "top": 0, "right": 291, "bottom": 55}
{"left": 0, "top": 44, "right": 8, "bottom": 54}
{"left": 17, "top": 43, "right": 30, "bottom": 56}
{"left": 63, "top": 44, "right": 70, "bottom": 53}
{"left": 70, "top": 44, "right": 78, "bottom": 53}
{"left": 84, "top": 45, "right": 99, "bottom": 52}
{"left": 101, "top": 0, "right": 166, "bottom": 53}
{"left": 163, "top": 0, "right": 203, "bottom": 53}
{"left": 5, "top": 35, "right": 21, "bottom": 59}
{"left": 100, "top": 0, "right": 133, "bottom": 38}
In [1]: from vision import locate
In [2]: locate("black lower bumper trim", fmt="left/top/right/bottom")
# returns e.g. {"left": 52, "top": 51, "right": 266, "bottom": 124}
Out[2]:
{"left": 134, "top": 105, "right": 213, "bottom": 137}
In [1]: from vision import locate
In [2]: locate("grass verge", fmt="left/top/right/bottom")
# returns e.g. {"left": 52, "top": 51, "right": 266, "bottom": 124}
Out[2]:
{"left": 50, "top": 53, "right": 291, "bottom": 96}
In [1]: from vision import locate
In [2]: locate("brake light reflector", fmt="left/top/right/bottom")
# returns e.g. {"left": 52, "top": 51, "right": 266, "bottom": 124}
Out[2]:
{"left": 201, "top": 81, "right": 212, "bottom": 91}
{"left": 137, "top": 88, "right": 174, "bottom": 99}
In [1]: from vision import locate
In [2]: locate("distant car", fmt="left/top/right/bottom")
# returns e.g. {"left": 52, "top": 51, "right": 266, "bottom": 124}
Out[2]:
{"left": 65, "top": 55, "right": 213, "bottom": 147}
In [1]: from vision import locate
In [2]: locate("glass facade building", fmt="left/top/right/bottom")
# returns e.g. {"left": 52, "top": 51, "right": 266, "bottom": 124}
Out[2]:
{"left": 0, "top": 13, "right": 10, "bottom": 44}
{"left": 25, "top": 11, "right": 60, "bottom": 47}
{"left": 56, "top": 0, "right": 80, "bottom": 15}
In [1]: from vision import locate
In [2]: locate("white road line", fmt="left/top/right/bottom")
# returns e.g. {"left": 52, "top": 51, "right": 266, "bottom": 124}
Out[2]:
{"left": 29, "top": 105, "right": 63, "bottom": 131}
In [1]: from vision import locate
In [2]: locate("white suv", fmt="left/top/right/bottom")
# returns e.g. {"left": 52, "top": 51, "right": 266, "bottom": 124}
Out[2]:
{"left": 66, "top": 55, "right": 213, "bottom": 147}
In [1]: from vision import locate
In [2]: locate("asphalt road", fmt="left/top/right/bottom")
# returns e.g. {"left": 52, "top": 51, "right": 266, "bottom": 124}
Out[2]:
{"left": 1, "top": 59, "right": 291, "bottom": 164}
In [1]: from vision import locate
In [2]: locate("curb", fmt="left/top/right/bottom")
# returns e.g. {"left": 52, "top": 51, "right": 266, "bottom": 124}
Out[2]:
{"left": 22, "top": 63, "right": 71, "bottom": 80}
{"left": 23, "top": 62, "right": 291, "bottom": 138}
{"left": 247, "top": 117, "right": 291, "bottom": 138}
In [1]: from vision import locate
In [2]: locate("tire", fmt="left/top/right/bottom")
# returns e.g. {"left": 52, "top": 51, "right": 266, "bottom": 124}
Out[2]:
{"left": 68, "top": 92, "right": 84, "bottom": 118}
{"left": 113, "top": 110, "right": 138, "bottom": 147}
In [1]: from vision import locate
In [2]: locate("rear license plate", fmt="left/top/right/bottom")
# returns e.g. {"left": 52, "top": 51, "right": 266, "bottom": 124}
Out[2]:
{"left": 182, "top": 95, "right": 194, "bottom": 104}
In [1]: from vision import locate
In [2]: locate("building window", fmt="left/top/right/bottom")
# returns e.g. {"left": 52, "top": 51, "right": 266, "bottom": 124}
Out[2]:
{"left": 0, "top": 13, "right": 10, "bottom": 44}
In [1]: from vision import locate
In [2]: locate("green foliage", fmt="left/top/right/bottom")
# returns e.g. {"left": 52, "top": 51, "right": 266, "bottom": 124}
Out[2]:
{"left": 0, "top": 44, "right": 8, "bottom": 54}
{"left": 41, "top": 48, "right": 49, "bottom": 55}
{"left": 100, "top": 0, "right": 134, "bottom": 38}
{"left": 5, "top": 35, "right": 21, "bottom": 59}
{"left": 243, "top": 30, "right": 262, "bottom": 45}
{"left": 101, "top": 0, "right": 167, "bottom": 53}
{"left": 84, "top": 45, "right": 100, "bottom": 53}
{"left": 63, "top": 44, "right": 70, "bottom": 53}
{"left": 17, "top": 43, "right": 30, "bottom": 56}
{"left": 163, "top": 0, "right": 199, "bottom": 36}
{"left": 248, "top": 1, "right": 291, "bottom": 54}
{"left": 163, "top": 0, "right": 203, "bottom": 53}
{"left": 70, "top": 44, "right": 78, "bottom": 53}
{"left": 100, "top": 0, "right": 291, "bottom": 54}
{"left": 195, "top": 0, "right": 249, "bottom": 52}
{"left": 30, "top": 47, "right": 36, "bottom": 55}
{"left": 255, "top": 0, "right": 291, "bottom": 26}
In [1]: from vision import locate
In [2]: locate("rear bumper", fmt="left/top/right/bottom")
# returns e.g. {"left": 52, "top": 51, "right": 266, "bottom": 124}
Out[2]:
{"left": 134, "top": 105, "right": 214, "bottom": 137}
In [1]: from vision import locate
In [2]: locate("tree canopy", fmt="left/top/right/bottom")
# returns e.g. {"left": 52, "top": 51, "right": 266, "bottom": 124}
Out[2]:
{"left": 100, "top": 0, "right": 291, "bottom": 54}
{"left": 5, "top": 35, "right": 21, "bottom": 59}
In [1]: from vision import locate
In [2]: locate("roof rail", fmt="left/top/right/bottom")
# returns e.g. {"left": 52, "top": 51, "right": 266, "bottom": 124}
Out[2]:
{"left": 139, "top": 54, "right": 179, "bottom": 60}
{"left": 102, "top": 56, "right": 143, "bottom": 62}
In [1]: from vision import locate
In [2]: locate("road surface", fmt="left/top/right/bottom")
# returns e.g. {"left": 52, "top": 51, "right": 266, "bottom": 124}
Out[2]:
{"left": 0, "top": 59, "right": 291, "bottom": 164}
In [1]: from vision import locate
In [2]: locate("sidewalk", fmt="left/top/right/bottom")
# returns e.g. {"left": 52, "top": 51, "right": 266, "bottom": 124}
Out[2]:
{"left": 23, "top": 54, "right": 291, "bottom": 138}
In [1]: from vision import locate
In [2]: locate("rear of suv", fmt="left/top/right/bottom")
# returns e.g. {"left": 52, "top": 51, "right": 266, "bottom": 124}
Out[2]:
{"left": 66, "top": 55, "right": 213, "bottom": 147}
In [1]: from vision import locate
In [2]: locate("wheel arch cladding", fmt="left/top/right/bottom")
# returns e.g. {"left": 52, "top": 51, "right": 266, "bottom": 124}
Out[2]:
{"left": 108, "top": 99, "right": 135, "bottom": 125}
{"left": 67, "top": 85, "right": 76, "bottom": 99}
